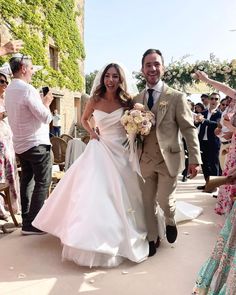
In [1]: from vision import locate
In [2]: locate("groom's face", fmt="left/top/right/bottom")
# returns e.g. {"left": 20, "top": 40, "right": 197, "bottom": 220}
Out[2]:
{"left": 142, "top": 53, "right": 165, "bottom": 87}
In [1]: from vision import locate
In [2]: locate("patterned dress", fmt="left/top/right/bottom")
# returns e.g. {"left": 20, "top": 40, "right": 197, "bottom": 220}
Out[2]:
{"left": 0, "top": 118, "right": 20, "bottom": 213}
{"left": 215, "top": 132, "right": 236, "bottom": 215}
{"left": 193, "top": 201, "right": 236, "bottom": 294}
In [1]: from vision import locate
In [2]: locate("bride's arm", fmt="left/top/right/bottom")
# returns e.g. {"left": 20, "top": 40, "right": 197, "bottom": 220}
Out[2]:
{"left": 81, "top": 98, "right": 99, "bottom": 140}
{"left": 195, "top": 70, "right": 236, "bottom": 99}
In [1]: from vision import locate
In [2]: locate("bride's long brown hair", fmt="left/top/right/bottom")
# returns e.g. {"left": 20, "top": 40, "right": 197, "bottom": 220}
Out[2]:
{"left": 92, "top": 63, "right": 134, "bottom": 109}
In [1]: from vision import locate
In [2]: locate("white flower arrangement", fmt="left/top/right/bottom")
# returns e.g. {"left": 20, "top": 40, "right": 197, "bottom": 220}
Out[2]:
{"left": 120, "top": 103, "right": 155, "bottom": 137}
{"left": 162, "top": 55, "right": 236, "bottom": 90}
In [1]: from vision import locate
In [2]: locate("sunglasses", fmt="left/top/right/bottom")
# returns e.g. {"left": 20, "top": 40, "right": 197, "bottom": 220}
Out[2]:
{"left": 20, "top": 54, "right": 31, "bottom": 64}
{"left": 221, "top": 104, "right": 227, "bottom": 106}
{"left": 0, "top": 79, "right": 8, "bottom": 85}
{"left": 210, "top": 97, "right": 219, "bottom": 101}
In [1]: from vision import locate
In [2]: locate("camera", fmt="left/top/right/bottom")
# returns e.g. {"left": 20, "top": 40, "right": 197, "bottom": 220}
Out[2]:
{"left": 42, "top": 86, "right": 49, "bottom": 97}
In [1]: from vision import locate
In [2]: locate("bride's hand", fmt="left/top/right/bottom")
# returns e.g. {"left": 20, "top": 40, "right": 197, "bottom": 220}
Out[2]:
{"left": 90, "top": 130, "right": 99, "bottom": 141}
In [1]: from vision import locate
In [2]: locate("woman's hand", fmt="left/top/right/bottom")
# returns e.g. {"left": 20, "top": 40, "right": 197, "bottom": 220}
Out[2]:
{"left": 195, "top": 70, "right": 210, "bottom": 83}
{"left": 0, "top": 40, "right": 24, "bottom": 56}
{"left": 227, "top": 167, "right": 236, "bottom": 184}
{"left": 90, "top": 130, "right": 99, "bottom": 140}
{"left": 223, "top": 118, "right": 233, "bottom": 129}
{"left": 214, "top": 127, "right": 222, "bottom": 136}
{"left": 222, "top": 131, "right": 233, "bottom": 140}
{"left": 194, "top": 113, "right": 204, "bottom": 123}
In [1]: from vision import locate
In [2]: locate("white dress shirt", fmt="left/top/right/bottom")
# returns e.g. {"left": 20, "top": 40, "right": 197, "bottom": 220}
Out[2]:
{"left": 145, "top": 80, "right": 164, "bottom": 105}
{"left": 52, "top": 114, "right": 61, "bottom": 127}
{"left": 5, "top": 79, "right": 52, "bottom": 154}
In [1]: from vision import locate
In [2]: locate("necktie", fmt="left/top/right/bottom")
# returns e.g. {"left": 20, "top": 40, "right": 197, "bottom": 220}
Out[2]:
{"left": 147, "top": 89, "right": 154, "bottom": 110}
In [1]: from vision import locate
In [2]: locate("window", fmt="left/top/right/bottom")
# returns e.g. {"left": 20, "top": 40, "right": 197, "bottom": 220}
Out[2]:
{"left": 49, "top": 45, "right": 58, "bottom": 70}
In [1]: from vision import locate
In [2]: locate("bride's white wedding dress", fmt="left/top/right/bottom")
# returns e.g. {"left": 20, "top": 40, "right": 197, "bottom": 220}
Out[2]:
{"left": 33, "top": 108, "right": 149, "bottom": 267}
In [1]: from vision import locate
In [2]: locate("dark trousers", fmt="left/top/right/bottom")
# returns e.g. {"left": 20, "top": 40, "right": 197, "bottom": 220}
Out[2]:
{"left": 52, "top": 126, "right": 61, "bottom": 137}
{"left": 17, "top": 145, "right": 52, "bottom": 227}
{"left": 200, "top": 140, "right": 220, "bottom": 180}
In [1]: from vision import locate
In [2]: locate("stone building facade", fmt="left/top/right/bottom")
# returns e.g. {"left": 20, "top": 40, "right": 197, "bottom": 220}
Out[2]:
{"left": 0, "top": 0, "right": 86, "bottom": 136}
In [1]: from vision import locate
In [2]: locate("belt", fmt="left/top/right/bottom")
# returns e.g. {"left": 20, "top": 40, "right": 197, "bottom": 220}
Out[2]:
{"left": 221, "top": 141, "right": 231, "bottom": 145}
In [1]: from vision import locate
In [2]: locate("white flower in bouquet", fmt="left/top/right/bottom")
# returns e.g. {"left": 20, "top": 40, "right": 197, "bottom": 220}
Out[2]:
{"left": 120, "top": 103, "right": 155, "bottom": 141}
{"left": 126, "top": 123, "right": 138, "bottom": 134}
{"left": 133, "top": 103, "right": 145, "bottom": 111}
{"left": 127, "top": 115, "right": 135, "bottom": 123}
{"left": 133, "top": 112, "right": 144, "bottom": 124}
{"left": 130, "top": 109, "right": 142, "bottom": 117}
{"left": 140, "top": 120, "right": 152, "bottom": 135}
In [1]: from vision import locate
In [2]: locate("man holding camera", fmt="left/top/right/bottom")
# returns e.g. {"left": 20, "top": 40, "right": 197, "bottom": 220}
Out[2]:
{"left": 5, "top": 54, "right": 53, "bottom": 235}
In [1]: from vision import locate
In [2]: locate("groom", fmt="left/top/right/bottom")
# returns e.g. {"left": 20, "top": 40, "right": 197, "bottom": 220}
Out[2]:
{"left": 134, "top": 49, "right": 202, "bottom": 256}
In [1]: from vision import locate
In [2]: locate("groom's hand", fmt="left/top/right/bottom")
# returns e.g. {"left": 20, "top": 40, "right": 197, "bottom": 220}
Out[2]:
{"left": 188, "top": 164, "right": 201, "bottom": 179}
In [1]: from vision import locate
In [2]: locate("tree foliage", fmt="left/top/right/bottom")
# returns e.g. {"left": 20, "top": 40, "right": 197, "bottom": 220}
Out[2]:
{"left": 85, "top": 70, "right": 98, "bottom": 95}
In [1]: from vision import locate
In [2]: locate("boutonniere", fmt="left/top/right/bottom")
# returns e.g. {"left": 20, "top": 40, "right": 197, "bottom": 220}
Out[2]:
{"left": 159, "top": 101, "right": 168, "bottom": 113}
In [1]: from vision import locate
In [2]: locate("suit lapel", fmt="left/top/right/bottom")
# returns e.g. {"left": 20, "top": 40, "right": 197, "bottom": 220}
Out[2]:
{"left": 136, "top": 85, "right": 172, "bottom": 126}
{"left": 156, "top": 84, "right": 172, "bottom": 127}
{"left": 136, "top": 90, "right": 148, "bottom": 109}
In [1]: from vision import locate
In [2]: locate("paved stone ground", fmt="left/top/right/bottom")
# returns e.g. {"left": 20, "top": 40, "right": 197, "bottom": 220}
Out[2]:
{"left": 0, "top": 174, "right": 224, "bottom": 295}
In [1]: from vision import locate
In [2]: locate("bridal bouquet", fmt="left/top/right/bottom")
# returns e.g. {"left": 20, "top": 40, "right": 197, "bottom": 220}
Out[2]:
{"left": 120, "top": 103, "right": 155, "bottom": 148}
{"left": 120, "top": 103, "right": 155, "bottom": 178}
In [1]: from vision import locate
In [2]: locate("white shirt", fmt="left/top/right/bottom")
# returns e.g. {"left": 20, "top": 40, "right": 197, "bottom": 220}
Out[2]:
{"left": 5, "top": 79, "right": 52, "bottom": 154}
{"left": 52, "top": 113, "right": 61, "bottom": 127}
{"left": 145, "top": 80, "right": 164, "bottom": 106}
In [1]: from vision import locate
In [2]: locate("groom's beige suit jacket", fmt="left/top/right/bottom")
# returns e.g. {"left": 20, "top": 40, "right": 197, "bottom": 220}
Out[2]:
{"left": 134, "top": 83, "right": 201, "bottom": 177}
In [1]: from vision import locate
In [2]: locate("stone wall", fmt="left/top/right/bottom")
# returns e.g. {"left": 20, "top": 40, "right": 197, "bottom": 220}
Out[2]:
{"left": 0, "top": 0, "right": 85, "bottom": 136}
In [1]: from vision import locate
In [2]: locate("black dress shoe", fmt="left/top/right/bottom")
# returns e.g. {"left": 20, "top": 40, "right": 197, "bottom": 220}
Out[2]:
{"left": 197, "top": 185, "right": 205, "bottom": 190}
{"left": 182, "top": 176, "right": 187, "bottom": 182}
{"left": 148, "top": 241, "right": 156, "bottom": 257}
{"left": 204, "top": 188, "right": 217, "bottom": 193}
{"left": 155, "top": 236, "right": 160, "bottom": 248}
{"left": 166, "top": 225, "right": 178, "bottom": 243}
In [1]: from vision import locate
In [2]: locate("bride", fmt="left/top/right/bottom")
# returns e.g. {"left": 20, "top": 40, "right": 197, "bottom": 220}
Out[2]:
{"left": 33, "top": 63, "right": 149, "bottom": 267}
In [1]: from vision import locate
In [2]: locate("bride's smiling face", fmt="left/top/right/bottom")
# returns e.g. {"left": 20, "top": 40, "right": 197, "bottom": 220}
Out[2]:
{"left": 104, "top": 66, "right": 120, "bottom": 93}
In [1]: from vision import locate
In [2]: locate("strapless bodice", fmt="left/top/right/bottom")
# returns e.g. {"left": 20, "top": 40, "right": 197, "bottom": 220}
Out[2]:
{"left": 93, "top": 108, "right": 126, "bottom": 140}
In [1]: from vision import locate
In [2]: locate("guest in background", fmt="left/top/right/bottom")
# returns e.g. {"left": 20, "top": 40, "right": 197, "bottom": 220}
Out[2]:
{"left": 201, "top": 93, "right": 210, "bottom": 109}
{"left": 52, "top": 109, "right": 61, "bottom": 136}
{"left": 194, "top": 102, "right": 205, "bottom": 114}
{"left": 0, "top": 40, "right": 23, "bottom": 219}
{"left": 182, "top": 99, "right": 196, "bottom": 182}
{"left": 193, "top": 70, "right": 236, "bottom": 295}
{"left": 0, "top": 73, "right": 20, "bottom": 218}
{"left": 218, "top": 97, "right": 228, "bottom": 112}
{"left": 187, "top": 99, "right": 195, "bottom": 112}
{"left": 5, "top": 54, "right": 53, "bottom": 235}
{"left": 196, "top": 93, "right": 222, "bottom": 192}
{"left": 215, "top": 96, "right": 234, "bottom": 171}
{"left": 0, "top": 73, "right": 8, "bottom": 107}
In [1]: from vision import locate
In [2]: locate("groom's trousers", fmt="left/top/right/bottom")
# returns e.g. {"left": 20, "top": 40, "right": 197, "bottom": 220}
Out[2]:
{"left": 139, "top": 128, "right": 177, "bottom": 242}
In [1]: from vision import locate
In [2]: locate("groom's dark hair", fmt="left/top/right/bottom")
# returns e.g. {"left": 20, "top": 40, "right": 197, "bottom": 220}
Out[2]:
{"left": 141, "top": 49, "right": 164, "bottom": 66}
